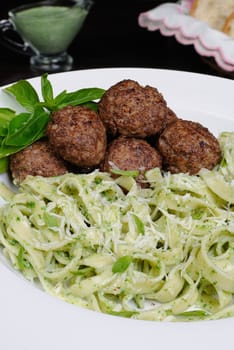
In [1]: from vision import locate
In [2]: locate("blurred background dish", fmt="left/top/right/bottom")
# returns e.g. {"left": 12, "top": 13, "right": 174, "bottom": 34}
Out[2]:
{"left": 0, "top": 0, "right": 233, "bottom": 85}
{"left": 189, "top": 0, "right": 234, "bottom": 35}
{"left": 138, "top": 0, "right": 234, "bottom": 76}
{"left": 0, "top": 0, "right": 93, "bottom": 73}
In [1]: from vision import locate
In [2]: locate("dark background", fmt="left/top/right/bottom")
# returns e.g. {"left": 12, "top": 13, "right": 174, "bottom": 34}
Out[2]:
{"left": 0, "top": 0, "right": 232, "bottom": 85}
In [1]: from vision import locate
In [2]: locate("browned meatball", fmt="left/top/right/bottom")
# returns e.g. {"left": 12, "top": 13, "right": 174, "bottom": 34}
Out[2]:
{"left": 9, "top": 139, "right": 68, "bottom": 184}
{"left": 166, "top": 108, "right": 178, "bottom": 127}
{"left": 99, "top": 79, "right": 175, "bottom": 138}
{"left": 46, "top": 106, "right": 107, "bottom": 168}
{"left": 101, "top": 136, "right": 162, "bottom": 182}
{"left": 158, "top": 119, "right": 222, "bottom": 175}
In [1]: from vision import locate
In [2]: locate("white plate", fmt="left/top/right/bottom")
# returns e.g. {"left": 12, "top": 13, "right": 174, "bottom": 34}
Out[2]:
{"left": 0, "top": 68, "right": 234, "bottom": 350}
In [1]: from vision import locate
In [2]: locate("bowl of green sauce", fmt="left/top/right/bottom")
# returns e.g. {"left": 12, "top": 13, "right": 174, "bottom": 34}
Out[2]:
{"left": 0, "top": 0, "right": 93, "bottom": 72}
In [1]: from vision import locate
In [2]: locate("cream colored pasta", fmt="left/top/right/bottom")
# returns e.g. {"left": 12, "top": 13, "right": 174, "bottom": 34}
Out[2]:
{"left": 0, "top": 132, "right": 234, "bottom": 321}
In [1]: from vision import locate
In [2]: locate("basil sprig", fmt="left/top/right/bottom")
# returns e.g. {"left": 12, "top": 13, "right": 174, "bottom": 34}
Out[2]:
{"left": 0, "top": 73, "right": 105, "bottom": 173}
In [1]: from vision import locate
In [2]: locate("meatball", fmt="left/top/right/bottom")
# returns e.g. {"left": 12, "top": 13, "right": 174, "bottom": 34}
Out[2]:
{"left": 99, "top": 79, "right": 175, "bottom": 138}
{"left": 158, "top": 119, "right": 222, "bottom": 175}
{"left": 166, "top": 108, "right": 178, "bottom": 128}
{"left": 101, "top": 136, "right": 162, "bottom": 182}
{"left": 9, "top": 139, "right": 68, "bottom": 184}
{"left": 46, "top": 106, "right": 107, "bottom": 168}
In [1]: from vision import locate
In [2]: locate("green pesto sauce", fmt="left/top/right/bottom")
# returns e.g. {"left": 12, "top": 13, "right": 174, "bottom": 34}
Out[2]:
{"left": 13, "top": 5, "right": 88, "bottom": 54}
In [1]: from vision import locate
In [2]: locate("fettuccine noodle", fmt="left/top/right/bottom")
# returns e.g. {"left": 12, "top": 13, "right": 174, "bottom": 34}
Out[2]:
{"left": 0, "top": 132, "right": 234, "bottom": 321}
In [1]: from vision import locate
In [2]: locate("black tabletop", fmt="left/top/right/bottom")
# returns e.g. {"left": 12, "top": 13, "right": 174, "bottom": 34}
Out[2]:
{"left": 0, "top": 0, "right": 233, "bottom": 86}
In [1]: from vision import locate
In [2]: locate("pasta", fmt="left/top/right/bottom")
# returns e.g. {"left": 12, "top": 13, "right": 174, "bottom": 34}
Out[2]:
{"left": 0, "top": 132, "right": 234, "bottom": 321}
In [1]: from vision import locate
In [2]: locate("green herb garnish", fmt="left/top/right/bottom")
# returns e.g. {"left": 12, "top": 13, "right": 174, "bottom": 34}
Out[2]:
{"left": 110, "top": 169, "right": 140, "bottom": 177}
{"left": 0, "top": 73, "right": 105, "bottom": 173}
{"left": 112, "top": 255, "right": 133, "bottom": 273}
{"left": 132, "top": 214, "right": 145, "bottom": 235}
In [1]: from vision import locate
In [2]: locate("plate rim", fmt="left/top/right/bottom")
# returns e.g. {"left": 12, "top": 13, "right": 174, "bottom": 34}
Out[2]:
{"left": 0, "top": 67, "right": 234, "bottom": 350}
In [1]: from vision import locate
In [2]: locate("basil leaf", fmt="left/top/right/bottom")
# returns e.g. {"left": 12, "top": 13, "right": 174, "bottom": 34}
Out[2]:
{"left": 178, "top": 310, "right": 211, "bottom": 318}
{"left": 0, "top": 127, "right": 8, "bottom": 137}
{"left": 0, "top": 108, "right": 16, "bottom": 128}
{"left": 81, "top": 101, "right": 99, "bottom": 112}
{"left": 107, "top": 310, "right": 138, "bottom": 318}
{"left": 220, "top": 157, "right": 227, "bottom": 168}
{"left": 0, "top": 157, "right": 8, "bottom": 173}
{"left": 112, "top": 255, "right": 132, "bottom": 273}
{"left": 53, "top": 90, "right": 67, "bottom": 105}
{"left": 0, "top": 144, "right": 25, "bottom": 158}
{"left": 5, "top": 80, "right": 40, "bottom": 112}
{"left": 0, "top": 108, "right": 15, "bottom": 137}
{"left": 132, "top": 214, "right": 145, "bottom": 235}
{"left": 17, "top": 246, "right": 25, "bottom": 271}
{"left": 55, "top": 88, "right": 105, "bottom": 109}
{"left": 40, "top": 89, "right": 68, "bottom": 112}
{"left": 110, "top": 168, "right": 139, "bottom": 177}
{"left": 41, "top": 73, "right": 54, "bottom": 102}
{"left": 5, "top": 112, "right": 31, "bottom": 145}
{"left": 5, "top": 107, "right": 50, "bottom": 146}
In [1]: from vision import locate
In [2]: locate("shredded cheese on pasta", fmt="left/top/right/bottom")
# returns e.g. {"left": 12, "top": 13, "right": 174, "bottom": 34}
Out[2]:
{"left": 0, "top": 132, "right": 234, "bottom": 321}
